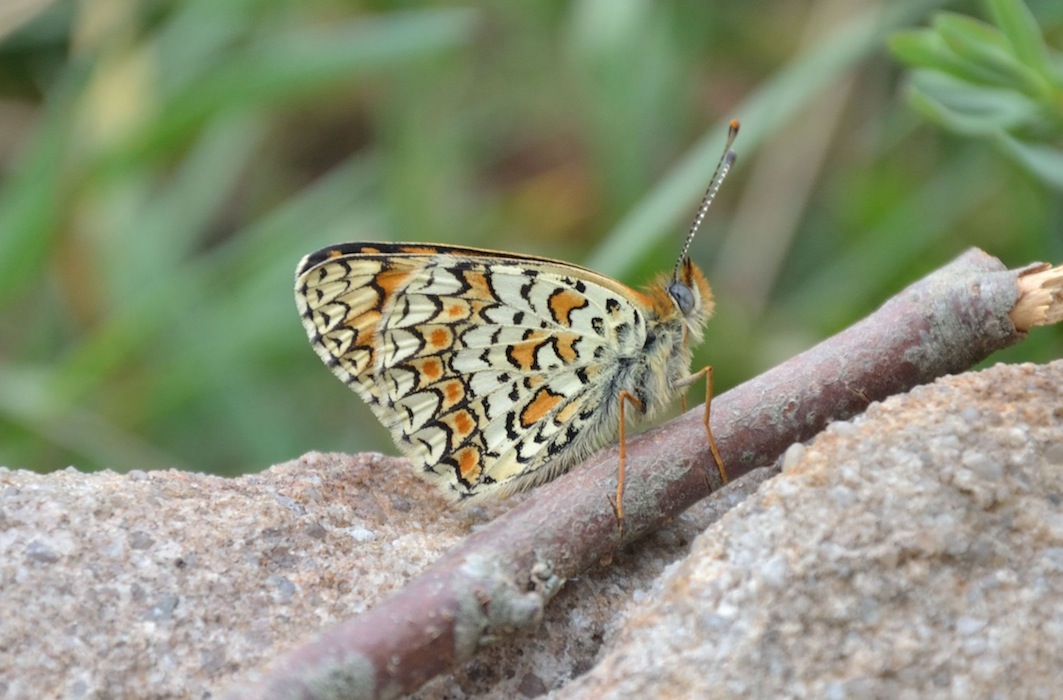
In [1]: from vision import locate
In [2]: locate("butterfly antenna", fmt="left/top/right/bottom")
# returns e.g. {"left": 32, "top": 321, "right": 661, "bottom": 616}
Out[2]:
{"left": 672, "top": 119, "right": 740, "bottom": 279}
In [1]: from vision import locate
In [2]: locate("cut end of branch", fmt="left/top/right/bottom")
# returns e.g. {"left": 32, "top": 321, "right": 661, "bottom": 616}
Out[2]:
{"left": 1011, "top": 263, "right": 1063, "bottom": 331}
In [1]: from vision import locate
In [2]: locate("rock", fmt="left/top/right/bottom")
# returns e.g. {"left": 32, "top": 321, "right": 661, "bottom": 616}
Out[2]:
{"left": 0, "top": 452, "right": 476, "bottom": 698}
{"left": 2, "top": 443, "right": 744, "bottom": 699}
{"left": 555, "top": 360, "right": 1063, "bottom": 699}
{"left": 1, "top": 361, "right": 1061, "bottom": 698}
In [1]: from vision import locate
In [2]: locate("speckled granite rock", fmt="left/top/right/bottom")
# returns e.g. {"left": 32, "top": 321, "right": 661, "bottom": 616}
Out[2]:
{"left": 0, "top": 422, "right": 766, "bottom": 698}
{"left": 2, "top": 360, "right": 1061, "bottom": 699}
{"left": 555, "top": 360, "right": 1063, "bottom": 700}
{"left": 0, "top": 454, "right": 475, "bottom": 699}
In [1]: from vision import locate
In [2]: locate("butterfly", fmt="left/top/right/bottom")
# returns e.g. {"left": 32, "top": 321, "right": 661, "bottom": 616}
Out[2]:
{"left": 295, "top": 120, "right": 739, "bottom": 520}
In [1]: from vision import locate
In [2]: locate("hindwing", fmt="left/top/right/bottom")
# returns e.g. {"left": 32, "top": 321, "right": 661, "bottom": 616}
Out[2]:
{"left": 295, "top": 242, "right": 652, "bottom": 501}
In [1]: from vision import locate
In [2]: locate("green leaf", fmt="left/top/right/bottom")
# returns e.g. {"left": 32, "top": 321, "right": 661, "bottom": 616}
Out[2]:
{"left": 934, "top": 12, "right": 1053, "bottom": 98}
{"left": 890, "top": 29, "right": 1001, "bottom": 85}
{"left": 987, "top": 0, "right": 1061, "bottom": 87}
{"left": 933, "top": 12, "right": 1008, "bottom": 50}
{"left": 889, "top": 30, "right": 952, "bottom": 70}
{"left": 908, "top": 69, "right": 1045, "bottom": 133}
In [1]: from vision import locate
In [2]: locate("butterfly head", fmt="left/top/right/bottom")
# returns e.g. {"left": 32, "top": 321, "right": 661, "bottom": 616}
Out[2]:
{"left": 666, "top": 257, "right": 714, "bottom": 342}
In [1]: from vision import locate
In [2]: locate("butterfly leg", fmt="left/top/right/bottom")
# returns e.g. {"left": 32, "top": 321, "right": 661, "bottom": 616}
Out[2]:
{"left": 612, "top": 389, "right": 645, "bottom": 529}
{"left": 679, "top": 365, "right": 728, "bottom": 488}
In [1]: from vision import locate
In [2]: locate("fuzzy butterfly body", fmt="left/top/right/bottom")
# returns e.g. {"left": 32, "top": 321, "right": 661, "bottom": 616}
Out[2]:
{"left": 294, "top": 242, "right": 714, "bottom": 503}
{"left": 295, "top": 120, "right": 738, "bottom": 509}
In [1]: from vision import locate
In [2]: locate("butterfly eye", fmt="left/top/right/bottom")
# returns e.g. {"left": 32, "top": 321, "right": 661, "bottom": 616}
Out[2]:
{"left": 668, "top": 281, "right": 695, "bottom": 314}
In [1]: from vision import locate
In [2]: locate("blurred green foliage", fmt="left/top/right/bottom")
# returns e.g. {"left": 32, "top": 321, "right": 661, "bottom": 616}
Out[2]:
{"left": 0, "top": 0, "right": 1059, "bottom": 477}
{"left": 891, "top": 0, "right": 1063, "bottom": 185}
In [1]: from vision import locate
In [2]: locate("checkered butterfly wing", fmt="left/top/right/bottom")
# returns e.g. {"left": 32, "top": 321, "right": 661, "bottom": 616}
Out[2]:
{"left": 295, "top": 242, "right": 653, "bottom": 503}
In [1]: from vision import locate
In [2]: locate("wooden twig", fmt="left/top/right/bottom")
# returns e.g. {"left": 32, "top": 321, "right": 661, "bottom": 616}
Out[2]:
{"left": 227, "top": 248, "right": 1053, "bottom": 700}
{"left": 1011, "top": 262, "right": 1063, "bottom": 330}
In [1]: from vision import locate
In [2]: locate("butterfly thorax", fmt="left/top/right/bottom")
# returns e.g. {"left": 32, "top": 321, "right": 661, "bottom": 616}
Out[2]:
{"left": 620, "top": 257, "right": 715, "bottom": 421}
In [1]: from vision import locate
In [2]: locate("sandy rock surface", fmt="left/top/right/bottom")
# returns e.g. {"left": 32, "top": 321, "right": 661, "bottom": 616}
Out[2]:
{"left": 557, "top": 360, "right": 1063, "bottom": 699}
{"left": 1, "top": 360, "right": 1061, "bottom": 699}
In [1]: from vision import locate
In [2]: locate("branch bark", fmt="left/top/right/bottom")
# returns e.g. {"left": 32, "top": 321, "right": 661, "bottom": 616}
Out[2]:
{"left": 227, "top": 248, "right": 1055, "bottom": 700}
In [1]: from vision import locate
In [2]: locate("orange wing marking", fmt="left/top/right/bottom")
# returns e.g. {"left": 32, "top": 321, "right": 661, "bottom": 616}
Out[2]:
{"left": 520, "top": 387, "right": 564, "bottom": 428}
{"left": 547, "top": 288, "right": 588, "bottom": 327}
{"left": 507, "top": 332, "right": 549, "bottom": 372}
{"left": 456, "top": 446, "right": 482, "bottom": 482}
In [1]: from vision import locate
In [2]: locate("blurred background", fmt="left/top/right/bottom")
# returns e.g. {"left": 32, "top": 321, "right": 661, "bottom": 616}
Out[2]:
{"left": 0, "top": 0, "right": 1060, "bottom": 477}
